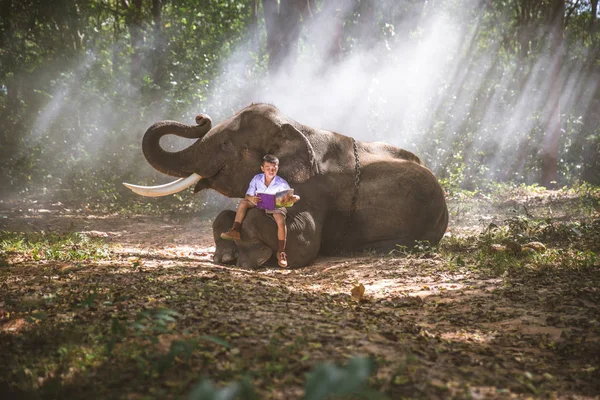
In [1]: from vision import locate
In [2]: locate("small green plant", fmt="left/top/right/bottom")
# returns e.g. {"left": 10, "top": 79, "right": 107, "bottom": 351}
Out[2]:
{"left": 390, "top": 241, "right": 437, "bottom": 257}
{"left": 132, "top": 308, "right": 182, "bottom": 338}
{"left": 475, "top": 249, "right": 521, "bottom": 276}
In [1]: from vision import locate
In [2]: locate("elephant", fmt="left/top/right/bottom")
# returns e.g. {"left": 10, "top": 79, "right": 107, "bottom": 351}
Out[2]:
{"left": 124, "top": 103, "right": 448, "bottom": 268}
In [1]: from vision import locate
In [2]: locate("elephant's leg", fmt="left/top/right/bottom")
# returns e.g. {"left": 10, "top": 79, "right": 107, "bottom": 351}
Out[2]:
{"left": 213, "top": 207, "right": 323, "bottom": 269}
{"left": 212, "top": 210, "right": 238, "bottom": 264}
{"left": 241, "top": 207, "right": 323, "bottom": 268}
{"left": 236, "top": 241, "right": 273, "bottom": 269}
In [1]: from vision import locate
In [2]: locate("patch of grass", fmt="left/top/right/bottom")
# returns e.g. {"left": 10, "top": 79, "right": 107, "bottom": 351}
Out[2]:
{"left": 438, "top": 208, "right": 600, "bottom": 277}
{"left": 527, "top": 248, "right": 599, "bottom": 271}
{"left": 439, "top": 234, "right": 476, "bottom": 253}
{"left": 389, "top": 240, "right": 439, "bottom": 258}
{"left": 475, "top": 249, "right": 522, "bottom": 276}
{"left": 0, "top": 231, "right": 109, "bottom": 261}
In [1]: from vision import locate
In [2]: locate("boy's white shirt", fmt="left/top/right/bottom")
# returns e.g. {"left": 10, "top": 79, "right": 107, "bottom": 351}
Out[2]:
{"left": 246, "top": 174, "right": 291, "bottom": 196}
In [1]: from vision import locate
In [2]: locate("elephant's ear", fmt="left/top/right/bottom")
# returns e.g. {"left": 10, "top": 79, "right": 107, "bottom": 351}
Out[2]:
{"left": 268, "top": 123, "right": 319, "bottom": 183}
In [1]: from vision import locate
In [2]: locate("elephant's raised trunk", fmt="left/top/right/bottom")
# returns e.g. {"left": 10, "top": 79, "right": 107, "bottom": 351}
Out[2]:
{"left": 142, "top": 116, "right": 212, "bottom": 178}
{"left": 123, "top": 115, "right": 213, "bottom": 197}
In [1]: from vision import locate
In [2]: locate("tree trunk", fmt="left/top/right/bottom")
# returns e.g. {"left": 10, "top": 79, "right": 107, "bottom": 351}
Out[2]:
{"left": 321, "top": 0, "right": 344, "bottom": 64}
{"left": 262, "top": 0, "right": 279, "bottom": 73}
{"left": 516, "top": 1, "right": 531, "bottom": 64}
{"left": 113, "top": 0, "right": 121, "bottom": 75}
{"left": 515, "top": 0, "right": 544, "bottom": 90}
{"left": 591, "top": 0, "right": 599, "bottom": 35}
{"left": 0, "top": 0, "right": 19, "bottom": 114}
{"left": 262, "top": 0, "right": 307, "bottom": 75}
{"left": 151, "top": 0, "right": 166, "bottom": 88}
{"left": 125, "top": 0, "right": 143, "bottom": 87}
{"left": 540, "top": 0, "right": 565, "bottom": 187}
{"left": 357, "top": 0, "right": 376, "bottom": 49}
{"left": 251, "top": 0, "right": 260, "bottom": 57}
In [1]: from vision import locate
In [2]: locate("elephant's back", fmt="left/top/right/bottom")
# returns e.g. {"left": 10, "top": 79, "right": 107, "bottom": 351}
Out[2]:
{"left": 321, "top": 159, "right": 448, "bottom": 253}
{"left": 359, "top": 159, "right": 446, "bottom": 226}
{"left": 360, "top": 141, "right": 424, "bottom": 165}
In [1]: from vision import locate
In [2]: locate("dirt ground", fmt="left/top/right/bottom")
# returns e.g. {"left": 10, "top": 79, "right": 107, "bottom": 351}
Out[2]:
{"left": 1, "top": 191, "right": 599, "bottom": 399}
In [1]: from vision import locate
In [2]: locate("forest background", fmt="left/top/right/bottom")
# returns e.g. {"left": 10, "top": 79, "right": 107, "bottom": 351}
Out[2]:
{"left": 1, "top": 0, "right": 599, "bottom": 210}
{"left": 2, "top": 1, "right": 600, "bottom": 398}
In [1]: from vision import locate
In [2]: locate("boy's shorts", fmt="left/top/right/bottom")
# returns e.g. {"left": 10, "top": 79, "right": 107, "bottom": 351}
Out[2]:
{"left": 265, "top": 207, "right": 287, "bottom": 220}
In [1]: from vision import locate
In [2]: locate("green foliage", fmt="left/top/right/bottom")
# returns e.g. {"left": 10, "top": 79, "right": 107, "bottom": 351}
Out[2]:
{"left": 435, "top": 182, "right": 600, "bottom": 277}
{"left": 0, "top": 231, "right": 109, "bottom": 261}
{"left": 132, "top": 308, "right": 181, "bottom": 337}
{"left": 1, "top": 0, "right": 599, "bottom": 205}
{"left": 390, "top": 240, "right": 438, "bottom": 258}
{"left": 0, "top": 0, "right": 260, "bottom": 208}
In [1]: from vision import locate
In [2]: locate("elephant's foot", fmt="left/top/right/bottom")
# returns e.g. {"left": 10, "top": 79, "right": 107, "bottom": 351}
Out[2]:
{"left": 214, "top": 248, "right": 238, "bottom": 264}
{"left": 214, "top": 241, "right": 238, "bottom": 264}
{"left": 213, "top": 210, "right": 238, "bottom": 264}
{"left": 236, "top": 243, "right": 273, "bottom": 269}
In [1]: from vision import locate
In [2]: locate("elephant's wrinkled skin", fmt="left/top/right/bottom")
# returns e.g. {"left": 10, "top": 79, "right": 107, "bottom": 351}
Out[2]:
{"left": 139, "top": 103, "right": 448, "bottom": 268}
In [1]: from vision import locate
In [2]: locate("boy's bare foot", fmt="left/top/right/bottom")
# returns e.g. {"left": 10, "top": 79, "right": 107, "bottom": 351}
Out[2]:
{"left": 277, "top": 251, "right": 288, "bottom": 268}
{"left": 220, "top": 229, "right": 241, "bottom": 241}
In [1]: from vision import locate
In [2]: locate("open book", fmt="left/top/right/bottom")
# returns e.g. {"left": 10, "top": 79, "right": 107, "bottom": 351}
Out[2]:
{"left": 256, "top": 189, "right": 295, "bottom": 210}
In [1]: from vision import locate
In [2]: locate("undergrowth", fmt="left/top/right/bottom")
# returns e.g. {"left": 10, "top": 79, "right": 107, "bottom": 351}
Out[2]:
{"left": 0, "top": 231, "right": 110, "bottom": 262}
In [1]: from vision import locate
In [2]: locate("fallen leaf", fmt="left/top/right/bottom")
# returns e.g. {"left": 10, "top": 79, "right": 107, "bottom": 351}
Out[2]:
{"left": 523, "top": 242, "right": 546, "bottom": 253}
{"left": 351, "top": 283, "right": 365, "bottom": 302}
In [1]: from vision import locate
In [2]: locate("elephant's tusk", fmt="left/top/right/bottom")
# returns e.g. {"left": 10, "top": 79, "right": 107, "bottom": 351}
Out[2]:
{"left": 123, "top": 173, "right": 202, "bottom": 197}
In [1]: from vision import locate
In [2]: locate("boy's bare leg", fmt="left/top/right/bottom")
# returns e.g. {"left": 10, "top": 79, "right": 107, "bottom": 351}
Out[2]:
{"left": 221, "top": 199, "right": 255, "bottom": 240}
{"left": 273, "top": 213, "right": 288, "bottom": 267}
{"left": 235, "top": 199, "right": 255, "bottom": 223}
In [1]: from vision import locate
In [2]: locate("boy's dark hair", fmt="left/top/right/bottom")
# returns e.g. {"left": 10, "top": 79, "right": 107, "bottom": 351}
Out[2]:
{"left": 262, "top": 154, "right": 279, "bottom": 165}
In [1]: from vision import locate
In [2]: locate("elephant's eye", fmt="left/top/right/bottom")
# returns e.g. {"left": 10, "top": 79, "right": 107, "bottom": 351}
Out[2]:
{"left": 220, "top": 140, "right": 233, "bottom": 152}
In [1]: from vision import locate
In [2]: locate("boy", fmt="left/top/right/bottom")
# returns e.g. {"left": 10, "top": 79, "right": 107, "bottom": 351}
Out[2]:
{"left": 221, "top": 154, "right": 300, "bottom": 268}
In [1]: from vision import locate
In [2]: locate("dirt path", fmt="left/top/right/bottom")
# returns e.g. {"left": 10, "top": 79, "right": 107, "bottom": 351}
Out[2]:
{"left": 1, "top": 197, "right": 599, "bottom": 399}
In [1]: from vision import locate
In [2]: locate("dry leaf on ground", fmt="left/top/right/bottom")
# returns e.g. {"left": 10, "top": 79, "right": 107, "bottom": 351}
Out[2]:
{"left": 351, "top": 283, "right": 366, "bottom": 302}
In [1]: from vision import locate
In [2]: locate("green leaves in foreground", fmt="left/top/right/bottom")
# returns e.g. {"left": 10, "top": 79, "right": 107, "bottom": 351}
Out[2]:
{"left": 114, "top": 309, "right": 382, "bottom": 399}
{"left": 187, "top": 378, "right": 258, "bottom": 400}
{"left": 303, "top": 357, "right": 386, "bottom": 400}
{"left": 187, "top": 356, "right": 386, "bottom": 400}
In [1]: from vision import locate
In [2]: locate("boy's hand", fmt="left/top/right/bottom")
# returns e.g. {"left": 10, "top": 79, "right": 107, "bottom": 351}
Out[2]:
{"left": 248, "top": 195, "right": 261, "bottom": 205}
{"left": 291, "top": 195, "right": 300, "bottom": 204}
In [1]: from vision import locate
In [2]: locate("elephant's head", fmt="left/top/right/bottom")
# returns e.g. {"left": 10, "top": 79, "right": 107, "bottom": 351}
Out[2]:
{"left": 123, "top": 103, "right": 319, "bottom": 198}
